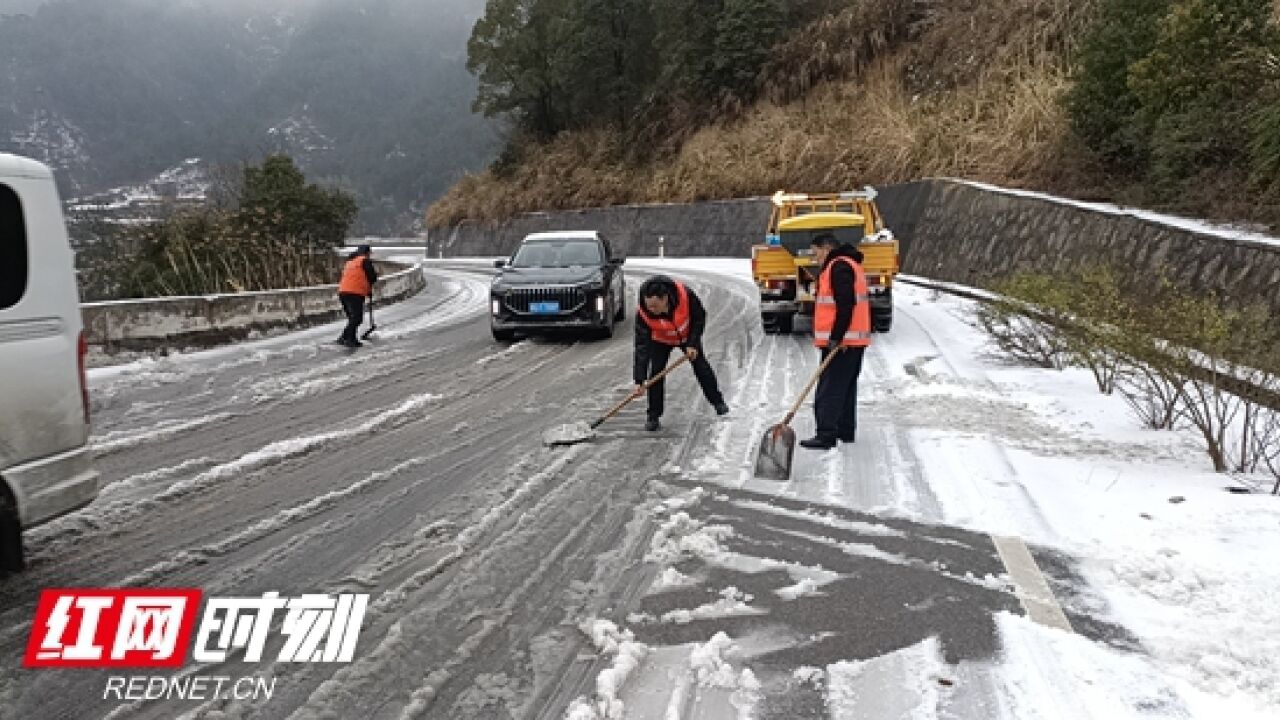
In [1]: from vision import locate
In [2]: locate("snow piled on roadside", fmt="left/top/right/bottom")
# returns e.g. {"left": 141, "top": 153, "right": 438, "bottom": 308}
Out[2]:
{"left": 658, "top": 586, "right": 764, "bottom": 625}
{"left": 688, "top": 632, "right": 764, "bottom": 718}
{"left": 563, "top": 620, "right": 649, "bottom": 720}
{"left": 645, "top": 511, "right": 733, "bottom": 565}
{"left": 884, "top": 283, "right": 1280, "bottom": 717}
{"left": 826, "top": 637, "right": 948, "bottom": 720}
{"left": 954, "top": 179, "right": 1280, "bottom": 249}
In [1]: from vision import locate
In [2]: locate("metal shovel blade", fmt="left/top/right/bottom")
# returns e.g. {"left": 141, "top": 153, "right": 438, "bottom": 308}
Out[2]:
{"left": 753, "top": 423, "right": 796, "bottom": 480}
{"left": 543, "top": 421, "right": 596, "bottom": 447}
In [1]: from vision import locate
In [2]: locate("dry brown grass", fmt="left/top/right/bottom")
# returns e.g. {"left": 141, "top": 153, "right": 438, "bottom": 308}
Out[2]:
{"left": 426, "top": 0, "right": 1099, "bottom": 227}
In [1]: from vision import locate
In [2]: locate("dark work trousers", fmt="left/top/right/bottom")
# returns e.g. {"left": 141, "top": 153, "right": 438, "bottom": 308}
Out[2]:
{"left": 644, "top": 342, "right": 725, "bottom": 420}
{"left": 339, "top": 293, "right": 366, "bottom": 343}
{"left": 813, "top": 345, "right": 866, "bottom": 442}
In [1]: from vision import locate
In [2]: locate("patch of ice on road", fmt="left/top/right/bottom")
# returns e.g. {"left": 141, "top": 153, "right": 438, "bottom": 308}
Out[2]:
{"left": 825, "top": 636, "right": 948, "bottom": 720}
{"left": 91, "top": 412, "right": 232, "bottom": 456}
{"left": 646, "top": 511, "right": 733, "bottom": 565}
{"left": 95, "top": 457, "right": 217, "bottom": 500}
{"left": 115, "top": 455, "right": 435, "bottom": 587}
{"left": 159, "top": 393, "right": 442, "bottom": 501}
{"left": 690, "top": 632, "right": 742, "bottom": 689}
{"left": 543, "top": 421, "right": 595, "bottom": 446}
{"left": 794, "top": 666, "right": 826, "bottom": 688}
{"left": 684, "top": 632, "right": 763, "bottom": 717}
{"left": 730, "top": 498, "right": 907, "bottom": 538}
{"left": 735, "top": 668, "right": 764, "bottom": 719}
{"left": 658, "top": 486, "right": 708, "bottom": 513}
{"left": 476, "top": 339, "right": 532, "bottom": 366}
{"left": 660, "top": 586, "right": 765, "bottom": 625}
{"left": 776, "top": 577, "right": 823, "bottom": 600}
{"left": 564, "top": 620, "right": 650, "bottom": 720}
{"left": 649, "top": 567, "right": 699, "bottom": 592}
{"left": 31, "top": 392, "right": 443, "bottom": 549}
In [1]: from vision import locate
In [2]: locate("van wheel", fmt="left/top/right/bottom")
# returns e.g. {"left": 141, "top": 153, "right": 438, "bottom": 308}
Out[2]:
{"left": 0, "top": 489, "right": 24, "bottom": 576}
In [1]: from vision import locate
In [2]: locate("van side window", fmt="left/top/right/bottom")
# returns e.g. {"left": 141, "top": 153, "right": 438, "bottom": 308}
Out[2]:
{"left": 0, "top": 183, "right": 28, "bottom": 309}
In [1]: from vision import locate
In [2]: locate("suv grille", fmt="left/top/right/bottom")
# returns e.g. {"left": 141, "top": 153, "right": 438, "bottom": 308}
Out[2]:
{"left": 503, "top": 286, "right": 587, "bottom": 313}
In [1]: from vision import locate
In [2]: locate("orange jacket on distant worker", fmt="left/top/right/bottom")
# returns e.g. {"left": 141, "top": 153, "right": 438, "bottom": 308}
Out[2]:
{"left": 339, "top": 255, "right": 375, "bottom": 297}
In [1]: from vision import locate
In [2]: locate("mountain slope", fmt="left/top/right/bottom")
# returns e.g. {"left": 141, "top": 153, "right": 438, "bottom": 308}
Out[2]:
{"left": 0, "top": 0, "right": 495, "bottom": 232}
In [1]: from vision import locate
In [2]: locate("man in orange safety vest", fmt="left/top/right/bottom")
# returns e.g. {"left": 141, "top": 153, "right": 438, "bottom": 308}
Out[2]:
{"left": 801, "top": 233, "right": 871, "bottom": 450}
{"left": 633, "top": 276, "right": 729, "bottom": 431}
{"left": 337, "top": 244, "right": 378, "bottom": 348}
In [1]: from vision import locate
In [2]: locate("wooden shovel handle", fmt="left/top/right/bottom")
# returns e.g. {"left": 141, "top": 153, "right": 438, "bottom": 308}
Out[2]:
{"left": 591, "top": 354, "right": 691, "bottom": 429}
{"left": 781, "top": 348, "right": 842, "bottom": 426}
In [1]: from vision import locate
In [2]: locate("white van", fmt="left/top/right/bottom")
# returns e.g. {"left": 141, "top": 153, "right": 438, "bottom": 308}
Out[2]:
{"left": 0, "top": 153, "right": 98, "bottom": 574}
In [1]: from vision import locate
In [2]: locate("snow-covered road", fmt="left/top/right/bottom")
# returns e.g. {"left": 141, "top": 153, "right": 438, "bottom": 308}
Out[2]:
{"left": 1, "top": 259, "right": 1275, "bottom": 720}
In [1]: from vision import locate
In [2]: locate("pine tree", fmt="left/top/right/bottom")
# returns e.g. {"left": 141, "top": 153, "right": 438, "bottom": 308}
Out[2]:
{"left": 1064, "top": 0, "right": 1170, "bottom": 172}
{"left": 467, "top": 0, "right": 575, "bottom": 139}
{"left": 1128, "top": 0, "right": 1274, "bottom": 189}
{"left": 713, "top": 0, "right": 787, "bottom": 101}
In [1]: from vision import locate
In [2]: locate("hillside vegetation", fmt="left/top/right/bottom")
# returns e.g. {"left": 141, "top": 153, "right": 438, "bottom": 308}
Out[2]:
{"left": 0, "top": 0, "right": 491, "bottom": 233}
{"left": 428, "top": 0, "right": 1280, "bottom": 230}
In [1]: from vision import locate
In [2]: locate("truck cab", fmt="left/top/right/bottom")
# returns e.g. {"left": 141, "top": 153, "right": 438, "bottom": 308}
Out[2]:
{"left": 752, "top": 188, "right": 898, "bottom": 334}
{"left": 0, "top": 153, "right": 99, "bottom": 575}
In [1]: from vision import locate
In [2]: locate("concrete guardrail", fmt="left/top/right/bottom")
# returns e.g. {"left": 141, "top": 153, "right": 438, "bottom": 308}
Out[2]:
{"left": 81, "top": 261, "right": 426, "bottom": 353}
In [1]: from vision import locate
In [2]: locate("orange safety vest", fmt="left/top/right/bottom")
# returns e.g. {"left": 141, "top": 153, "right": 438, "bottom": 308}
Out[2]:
{"left": 638, "top": 282, "right": 692, "bottom": 346}
{"left": 814, "top": 256, "right": 871, "bottom": 348}
{"left": 338, "top": 256, "right": 372, "bottom": 296}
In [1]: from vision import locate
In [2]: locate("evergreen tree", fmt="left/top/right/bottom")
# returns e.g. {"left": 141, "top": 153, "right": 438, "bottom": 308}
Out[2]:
{"left": 1064, "top": 0, "right": 1170, "bottom": 171}
{"left": 713, "top": 0, "right": 787, "bottom": 101}
{"left": 564, "top": 0, "right": 656, "bottom": 131}
{"left": 467, "top": 0, "right": 575, "bottom": 139}
{"left": 236, "top": 155, "right": 358, "bottom": 250}
{"left": 1128, "top": 0, "right": 1274, "bottom": 188}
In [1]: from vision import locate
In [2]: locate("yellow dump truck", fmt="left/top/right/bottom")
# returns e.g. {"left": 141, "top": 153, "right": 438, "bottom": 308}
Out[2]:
{"left": 752, "top": 188, "right": 899, "bottom": 334}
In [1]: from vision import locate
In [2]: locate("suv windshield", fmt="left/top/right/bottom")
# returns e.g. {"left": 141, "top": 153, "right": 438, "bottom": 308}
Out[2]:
{"left": 511, "top": 239, "right": 602, "bottom": 268}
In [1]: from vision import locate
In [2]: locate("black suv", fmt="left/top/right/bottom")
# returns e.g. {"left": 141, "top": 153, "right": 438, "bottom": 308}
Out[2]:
{"left": 490, "top": 231, "right": 626, "bottom": 342}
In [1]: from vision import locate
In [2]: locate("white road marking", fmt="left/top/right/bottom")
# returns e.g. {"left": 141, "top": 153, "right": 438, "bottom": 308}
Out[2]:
{"left": 990, "top": 534, "right": 1074, "bottom": 632}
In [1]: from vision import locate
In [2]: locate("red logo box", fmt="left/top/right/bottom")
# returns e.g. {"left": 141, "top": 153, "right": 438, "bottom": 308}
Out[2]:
{"left": 24, "top": 588, "right": 203, "bottom": 668}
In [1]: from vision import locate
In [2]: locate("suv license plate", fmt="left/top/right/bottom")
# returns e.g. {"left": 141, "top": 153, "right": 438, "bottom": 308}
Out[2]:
{"left": 530, "top": 301, "right": 561, "bottom": 314}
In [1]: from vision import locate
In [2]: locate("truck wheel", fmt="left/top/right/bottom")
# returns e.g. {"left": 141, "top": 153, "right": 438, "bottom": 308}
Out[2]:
{"left": 613, "top": 293, "right": 625, "bottom": 322}
{"left": 0, "top": 488, "right": 24, "bottom": 576}
{"left": 873, "top": 308, "right": 893, "bottom": 333}
{"left": 775, "top": 313, "right": 794, "bottom": 334}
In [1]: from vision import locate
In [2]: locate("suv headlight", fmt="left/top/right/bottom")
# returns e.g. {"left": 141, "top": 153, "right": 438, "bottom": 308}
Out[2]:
{"left": 491, "top": 298, "right": 501, "bottom": 315}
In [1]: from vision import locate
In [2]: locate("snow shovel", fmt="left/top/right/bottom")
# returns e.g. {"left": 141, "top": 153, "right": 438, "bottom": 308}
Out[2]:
{"left": 360, "top": 296, "right": 377, "bottom": 340}
{"left": 543, "top": 355, "right": 691, "bottom": 446}
{"left": 753, "top": 348, "right": 842, "bottom": 480}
